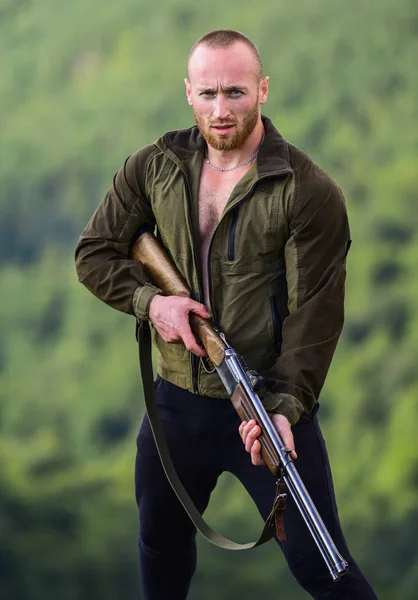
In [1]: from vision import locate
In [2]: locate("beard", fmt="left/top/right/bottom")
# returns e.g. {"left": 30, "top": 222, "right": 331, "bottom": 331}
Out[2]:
{"left": 193, "top": 98, "right": 260, "bottom": 151}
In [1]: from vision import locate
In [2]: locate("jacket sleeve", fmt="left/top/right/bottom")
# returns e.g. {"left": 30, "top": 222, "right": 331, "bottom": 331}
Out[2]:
{"left": 261, "top": 164, "right": 351, "bottom": 425}
{"left": 75, "top": 146, "right": 162, "bottom": 318}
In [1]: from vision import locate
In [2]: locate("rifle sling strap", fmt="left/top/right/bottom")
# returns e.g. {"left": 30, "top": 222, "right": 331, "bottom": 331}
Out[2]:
{"left": 136, "top": 319, "right": 278, "bottom": 550}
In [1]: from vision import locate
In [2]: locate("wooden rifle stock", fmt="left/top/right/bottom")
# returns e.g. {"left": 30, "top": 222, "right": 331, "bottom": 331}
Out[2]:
{"left": 131, "top": 231, "right": 228, "bottom": 368}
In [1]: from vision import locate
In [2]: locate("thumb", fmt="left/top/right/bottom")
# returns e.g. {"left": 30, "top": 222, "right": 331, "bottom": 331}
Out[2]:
{"left": 273, "top": 414, "right": 298, "bottom": 460}
{"left": 281, "top": 431, "right": 297, "bottom": 460}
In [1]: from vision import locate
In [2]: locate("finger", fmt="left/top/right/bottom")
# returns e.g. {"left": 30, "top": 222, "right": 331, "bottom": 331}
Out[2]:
{"left": 182, "top": 330, "right": 207, "bottom": 357}
{"left": 189, "top": 302, "right": 211, "bottom": 319}
{"left": 241, "top": 419, "right": 256, "bottom": 444}
{"left": 251, "top": 440, "right": 265, "bottom": 466}
{"left": 245, "top": 424, "right": 261, "bottom": 453}
{"left": 238, "top": 421, "right": 248, "bottom": 437}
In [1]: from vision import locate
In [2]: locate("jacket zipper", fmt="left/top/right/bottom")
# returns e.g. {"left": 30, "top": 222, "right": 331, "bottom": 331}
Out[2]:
{"left": 228, "top": 207, "right": 240, "bottom": 261}
{"left": 191, "top": 354, "right": 199, "bottom": 393}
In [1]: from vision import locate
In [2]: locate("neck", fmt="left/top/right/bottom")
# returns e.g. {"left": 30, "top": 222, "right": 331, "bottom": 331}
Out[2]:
{"left": 206, "top": 119, "right": 265, "bottom": 170}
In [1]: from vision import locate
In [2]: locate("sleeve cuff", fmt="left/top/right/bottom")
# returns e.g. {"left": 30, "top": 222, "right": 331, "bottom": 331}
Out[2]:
{"left": 261, "top": 392, "right": 305, "bottom": 425}
{"left": 132, "top": 283, "right": 163, "bottom": 320}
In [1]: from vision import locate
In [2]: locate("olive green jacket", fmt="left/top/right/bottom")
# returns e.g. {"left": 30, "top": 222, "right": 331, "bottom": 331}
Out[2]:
{"left": 75, "top": 116, "right": 350, "bottom": 425}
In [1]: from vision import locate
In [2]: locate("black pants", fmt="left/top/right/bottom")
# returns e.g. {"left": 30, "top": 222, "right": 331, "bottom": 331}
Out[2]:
{"left": 135, "top": 377, "right": 377, "bottom": 599}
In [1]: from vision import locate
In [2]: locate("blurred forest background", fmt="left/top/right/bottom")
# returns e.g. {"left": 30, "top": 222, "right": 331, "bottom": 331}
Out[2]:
{"left": 1, "top": 0, "right": 417, "bottom": 598}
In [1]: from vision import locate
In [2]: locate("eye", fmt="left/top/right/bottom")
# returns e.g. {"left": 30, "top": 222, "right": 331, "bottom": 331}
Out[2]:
{"left": 201, "top": 91, "right": 216, "bottom": 97}
{"left": 229, "top": 89, "right": 243, "bottom": 96}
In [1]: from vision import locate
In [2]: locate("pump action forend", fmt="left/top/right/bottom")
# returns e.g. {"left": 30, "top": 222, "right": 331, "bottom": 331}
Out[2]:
{"left": 130, "top": 229, "right": 349, "bottom": 582}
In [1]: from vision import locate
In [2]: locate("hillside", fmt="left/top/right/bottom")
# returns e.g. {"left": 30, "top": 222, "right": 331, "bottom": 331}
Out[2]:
{"left": 1, "top": 1, "right": 417, "bottom": 598}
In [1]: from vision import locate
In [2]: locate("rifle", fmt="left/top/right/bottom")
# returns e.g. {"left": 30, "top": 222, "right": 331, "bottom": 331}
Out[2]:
{"left": 131, "top": 229, "right": 349, "bottom": 582}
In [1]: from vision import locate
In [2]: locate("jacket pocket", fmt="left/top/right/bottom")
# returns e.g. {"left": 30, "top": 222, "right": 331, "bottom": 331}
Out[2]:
{"left": 269, "top": 295, "right": 283, "bottom": 352}
{"left": 228, "top": 207, "right": 240, "bottom": 261}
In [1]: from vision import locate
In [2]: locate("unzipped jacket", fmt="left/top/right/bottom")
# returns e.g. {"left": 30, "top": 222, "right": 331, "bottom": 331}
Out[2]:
{"left": 75, "top": 116, "right": 351, "bottom": 425}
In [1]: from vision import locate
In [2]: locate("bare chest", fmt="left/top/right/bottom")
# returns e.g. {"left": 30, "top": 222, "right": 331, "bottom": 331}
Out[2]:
{"left": 198, "top": 167, "right": 243, "bottom": 243}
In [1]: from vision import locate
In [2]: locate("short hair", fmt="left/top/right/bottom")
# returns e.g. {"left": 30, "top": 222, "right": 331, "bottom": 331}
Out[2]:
{"left": 188, "top": 29, "right": 263, "bottom": 80}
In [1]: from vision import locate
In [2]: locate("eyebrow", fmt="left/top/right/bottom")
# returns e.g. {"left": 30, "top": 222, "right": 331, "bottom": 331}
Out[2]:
{"left": 197, "top": 85, "right": 248, "bottom": 93}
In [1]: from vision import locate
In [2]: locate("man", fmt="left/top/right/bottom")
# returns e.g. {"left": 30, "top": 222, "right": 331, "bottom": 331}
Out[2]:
{"left": 75, "top": 30, "right": 377, "bottom": 600}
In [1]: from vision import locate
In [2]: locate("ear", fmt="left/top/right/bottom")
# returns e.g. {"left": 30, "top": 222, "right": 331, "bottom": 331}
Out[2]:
{"left": 259, "top": 76, "right": 269, "bottom": 105}
{"left": 184, "top": 78, "right": 193, "bottom": 106}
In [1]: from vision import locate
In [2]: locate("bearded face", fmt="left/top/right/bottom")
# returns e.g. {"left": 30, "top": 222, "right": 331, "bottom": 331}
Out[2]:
{"left": 193, "top": 95, "right": 260, "bottom": 151}
{"left": 186, "top": 42, "right": 269, "bottom": 156}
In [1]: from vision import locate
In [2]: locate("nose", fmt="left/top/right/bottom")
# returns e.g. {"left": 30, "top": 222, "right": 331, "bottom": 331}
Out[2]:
{"left": 212, "top": 94, "right": 230, "bottom": 121}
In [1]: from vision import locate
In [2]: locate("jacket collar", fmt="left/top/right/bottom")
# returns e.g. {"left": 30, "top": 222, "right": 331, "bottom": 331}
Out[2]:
{"left": 155, "top": 115, "right": 292, "bottom": 178}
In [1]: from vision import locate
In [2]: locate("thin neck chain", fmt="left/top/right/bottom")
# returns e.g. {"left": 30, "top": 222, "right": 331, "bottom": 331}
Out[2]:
{"left": 205, "top": 137, "right": 264, "bottom": 172}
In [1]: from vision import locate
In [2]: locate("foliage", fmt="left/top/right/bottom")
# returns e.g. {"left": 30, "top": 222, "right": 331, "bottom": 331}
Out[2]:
{"left": 1, "top": 0, "right": 417, "bottom": 598}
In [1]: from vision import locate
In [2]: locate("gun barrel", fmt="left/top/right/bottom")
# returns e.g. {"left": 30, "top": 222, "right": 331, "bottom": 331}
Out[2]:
{"left": 284, "top": 465, "right": 348, "bottom": 581}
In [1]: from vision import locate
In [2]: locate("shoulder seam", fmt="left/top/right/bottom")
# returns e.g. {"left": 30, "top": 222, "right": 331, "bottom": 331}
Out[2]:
{"left": 144, "top": 146, "right": 163, "bottom": 199}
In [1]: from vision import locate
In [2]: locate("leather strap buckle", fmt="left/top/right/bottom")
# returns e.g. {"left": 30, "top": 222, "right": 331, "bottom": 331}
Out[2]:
{"left": 266, "top": 474, "right": 287, "bottom": 542}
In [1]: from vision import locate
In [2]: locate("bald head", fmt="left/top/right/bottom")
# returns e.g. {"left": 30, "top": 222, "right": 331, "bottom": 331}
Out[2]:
{"left": 188, "top": 29, "right": 262, "bottom": 81}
